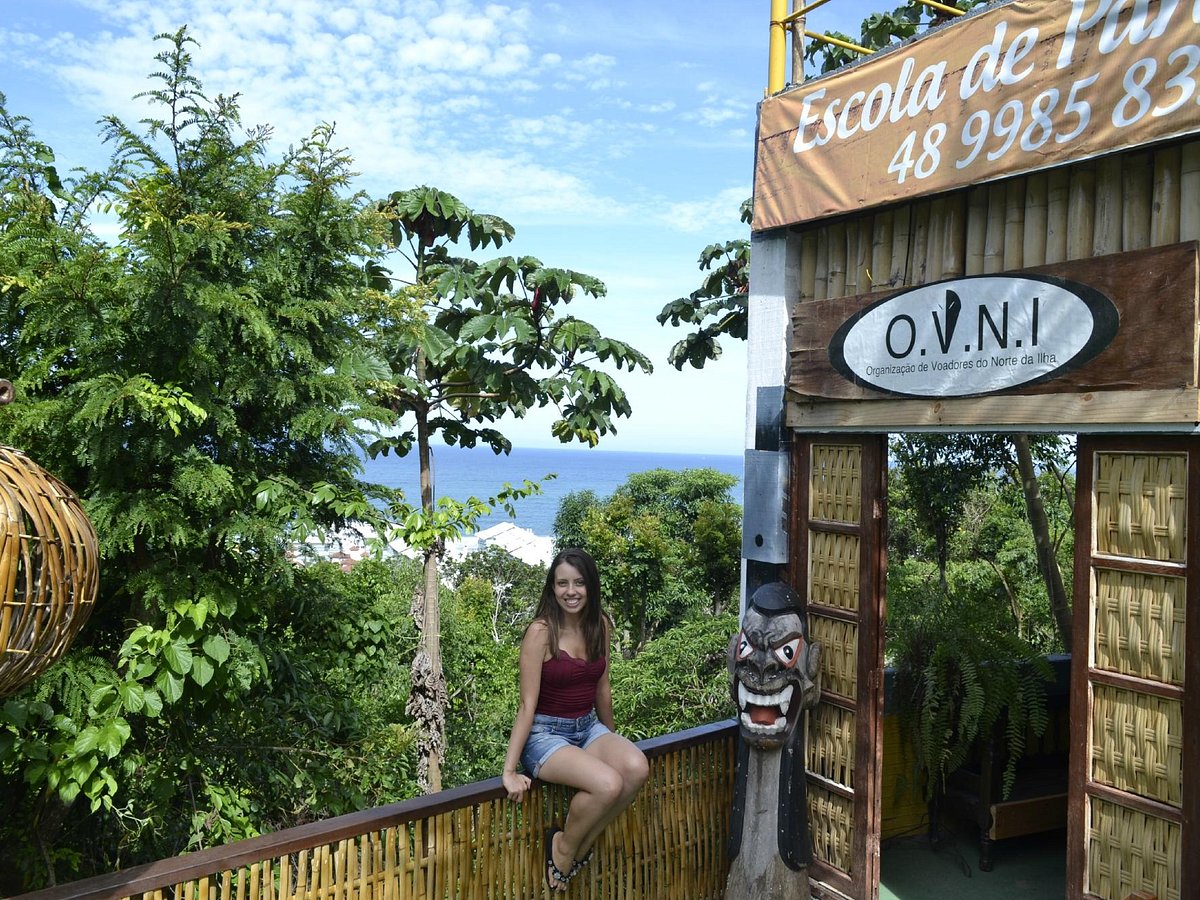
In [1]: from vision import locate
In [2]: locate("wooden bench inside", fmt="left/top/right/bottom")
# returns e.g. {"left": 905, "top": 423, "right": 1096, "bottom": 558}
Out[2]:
{"left": 935, "top": 654, "right": 1072, "bottom": 871}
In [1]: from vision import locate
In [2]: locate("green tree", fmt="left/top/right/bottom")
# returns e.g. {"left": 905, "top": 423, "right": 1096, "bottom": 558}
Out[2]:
{"left": 890, "top": 433, "right": 1074, "bottom": 650}
{"left": 955, "top": 472, "right": 1074, "bottom": 652}
{"left": 368, "top": 185, "right": 652, "bottom": 791}
{"left": 889, "top": 434, "right": 996, "bottom": 587}
{"left": 804, "top": 1, "right": 987, "bottom": 75}
{"left": 560, "top": 468, "right": 741, "bottom": 653}
{"left": 655, "top": 199, "right": 751, "bottom": 370}
{"left": 0, "top": 30, "right": 401, "bottom": 886}
{"left": 437, "top": 549, "right": 544, "bottom": 786}
{"left": 552, "top": 488, "right": 600, "bottom": 553}
{"left": 610, "top": 611, "right": 739, "bottom": 740}
{"left": 442, "top": 545, "right": 544, "bottom": 646}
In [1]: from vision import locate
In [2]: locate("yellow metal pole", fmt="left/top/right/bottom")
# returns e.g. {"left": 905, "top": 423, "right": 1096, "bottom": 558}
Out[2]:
{"left": 768, "top": 0, "right": 788, "bottom": 94}
{"left": 781, "top": 0, "right": 834, "bottom": 25}
{"left": 804, "top": 30, "right": 872, "bottom": 57}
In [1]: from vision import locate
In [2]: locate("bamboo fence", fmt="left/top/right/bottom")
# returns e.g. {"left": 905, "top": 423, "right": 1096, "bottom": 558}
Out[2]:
{"left": 14, "top": 721, "right": 737, "bottom": 900}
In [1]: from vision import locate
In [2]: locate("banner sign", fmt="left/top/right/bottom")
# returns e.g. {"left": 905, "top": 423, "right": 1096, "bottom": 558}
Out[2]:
{"left": 754, "top": 0, "right": 1200, "bottom": 231}
{"left": 790, "top": 243, "right": 1198, "bottom": 403}
{"left": 828, "top": 274, "right": 1119, "bottom": 397}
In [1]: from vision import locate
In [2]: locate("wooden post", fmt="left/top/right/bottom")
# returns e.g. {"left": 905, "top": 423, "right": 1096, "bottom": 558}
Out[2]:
{"left": 1045, "top": 168, "right": 1070, "bottom": 264}
{"left": 1122, "top": 151, "right": 1153, "bottom": 251}
{"left": 889, "top": 204, "right": 912, "bottom": 287}
{"left": 789, "top": 1, "right": 805, "bottom": 86}
{"left": 1067, "top": 163, "right": 1095, "bottom": 260}
{"left": 965, "top": 185, "right": 988, "bottom": 276}
{"left": 1093, "top": 154, "right": 1123, "bottom": 256}
{"left": 1004, "top": 178, "right": 1026, "bottom": 270}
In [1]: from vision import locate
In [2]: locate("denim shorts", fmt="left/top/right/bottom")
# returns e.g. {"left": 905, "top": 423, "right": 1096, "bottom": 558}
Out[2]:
{"left": 520, "top": 710, "right": 611, "bottom": 778}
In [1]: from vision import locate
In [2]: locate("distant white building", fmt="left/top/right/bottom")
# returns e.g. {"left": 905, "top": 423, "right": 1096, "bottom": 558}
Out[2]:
{"left": 444, "top": 522, "right": 554, "bottom": 568}
{"left": 291, "top": 520, "right": 553, "bottom": 571}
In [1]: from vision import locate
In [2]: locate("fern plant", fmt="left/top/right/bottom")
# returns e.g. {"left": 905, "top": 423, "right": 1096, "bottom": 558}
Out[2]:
{"left": 888, "top": 561, "right": 1052, "bottom": 802}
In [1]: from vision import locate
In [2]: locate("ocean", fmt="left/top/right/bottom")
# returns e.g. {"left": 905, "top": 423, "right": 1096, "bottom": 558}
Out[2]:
{"left": 360, "top": 445, "right": 744, "bottom": 538}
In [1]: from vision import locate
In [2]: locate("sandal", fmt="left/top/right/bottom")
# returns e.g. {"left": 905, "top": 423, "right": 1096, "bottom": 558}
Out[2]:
{"left": 567, "top": 848, "right": 594, "bottom": 880}
{"left": 544, "top": 827, "right": 571, "bottom": 893}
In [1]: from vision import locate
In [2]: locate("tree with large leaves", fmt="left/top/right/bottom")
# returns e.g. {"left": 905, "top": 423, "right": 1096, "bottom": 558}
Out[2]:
{"left": 907, "top": 432, "right": 1073, "bottom": 652}
{"left": 0, "top": 29, "right": 403, "bottom": 886}
{"left": 368, "top": 186, "right": 652, "bottom": 791}
{"left": 656, "top": 198, "right": 751, "bottom": 371}
{"left": 555, "top": 467, "right": 741, "bottom": 654}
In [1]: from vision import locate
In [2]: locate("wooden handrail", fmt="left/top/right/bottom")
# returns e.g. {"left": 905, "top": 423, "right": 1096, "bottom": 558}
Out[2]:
{"left": 14, "top": 719, "right": 738, "bottom": 900}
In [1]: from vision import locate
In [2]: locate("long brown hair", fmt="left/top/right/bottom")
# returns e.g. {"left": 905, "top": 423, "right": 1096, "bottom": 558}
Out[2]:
{"left": 533, "top": 548, "right": 609, "bottom": 661}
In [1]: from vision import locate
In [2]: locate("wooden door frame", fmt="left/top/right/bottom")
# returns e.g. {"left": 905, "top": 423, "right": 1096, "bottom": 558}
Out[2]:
{"left": 1069, "top": 434, "right": 1200, "bottom": 899}
{"left": 789, "top": 434, "right": 888, "bottom": 900}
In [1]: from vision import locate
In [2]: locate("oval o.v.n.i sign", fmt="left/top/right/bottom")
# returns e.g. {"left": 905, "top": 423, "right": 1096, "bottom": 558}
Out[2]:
{"left": 828, "top": 274, "right": 1120, "bottom": 398}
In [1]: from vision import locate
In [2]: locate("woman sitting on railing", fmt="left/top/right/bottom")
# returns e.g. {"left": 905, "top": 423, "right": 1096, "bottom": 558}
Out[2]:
{"left": 501, "top": 547, "right": 650, "bottom": 893}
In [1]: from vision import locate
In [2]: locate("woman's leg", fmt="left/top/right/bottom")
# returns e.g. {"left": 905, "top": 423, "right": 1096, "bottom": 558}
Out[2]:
{"left": 573, "top": 733, "right": 649, "bottom": 857}
{"left": 535, "top": 744, "right": 630, "bottom": 878}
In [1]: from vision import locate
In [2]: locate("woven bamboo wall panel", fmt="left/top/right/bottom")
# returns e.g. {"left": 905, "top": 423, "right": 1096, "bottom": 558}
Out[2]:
{"left": 115, "top": 736, "right": 735, "bottom": 900}
{"left": 1086, "top": 797, "right": 1181, "bottom": 900}
{"left": 807, "top": 703, "right": 855, "bottom": 789}
{"left": 0, "top": 446, "right": 100, "bottom": 698}
{"left": 1093, "top": 453, "right": 1188, "bottom": 563}
{"left": 808, "top": 531, "right": 860, "bottom": 612}
{"left": 809, "top": 614, "right": 858, "bottom": 699}
{"left": 1090, "top": 684, "right": 1183, "bottom": 808}
{"left": 808, "top": 782, "right": 854, "bottom": 877}
{"left": 1093, "top": 569, "right": 1186, "bottom": 686}
{"left": 809, "top": 445, "right": 861, "bottom": 524}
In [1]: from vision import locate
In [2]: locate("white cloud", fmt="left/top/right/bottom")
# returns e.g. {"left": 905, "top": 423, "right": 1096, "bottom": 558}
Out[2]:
{"left": 656, "top": 186, "right": 751, "bottom": 235}
{"left": 1, "top": 0, "right": 769, "bottom": 451}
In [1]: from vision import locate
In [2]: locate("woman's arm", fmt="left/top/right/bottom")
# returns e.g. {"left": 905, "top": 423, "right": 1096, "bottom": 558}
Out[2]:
{"left": 595, "top": 667, "right": 616, "bottom": 732}
{"left": 501, "top": 620, "right": 549, "bottom": 802}
{"left": 595, "top": 616, "right": 616, "bottom": 731}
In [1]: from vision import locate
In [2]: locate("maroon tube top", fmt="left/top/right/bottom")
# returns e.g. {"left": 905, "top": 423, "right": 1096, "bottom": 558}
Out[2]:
{"left": 536, "top": 650, "right": 607, "bottom": 719}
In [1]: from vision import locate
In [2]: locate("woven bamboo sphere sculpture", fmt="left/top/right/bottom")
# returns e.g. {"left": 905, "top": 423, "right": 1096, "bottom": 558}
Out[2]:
{"left": 0, "top": 444, "right": 100, "bottom": 697}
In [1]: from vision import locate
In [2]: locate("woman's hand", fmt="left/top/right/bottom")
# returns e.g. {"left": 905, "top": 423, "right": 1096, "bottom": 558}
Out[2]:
{"left": 502, "top": 770, "right": 532, "bottom": 802}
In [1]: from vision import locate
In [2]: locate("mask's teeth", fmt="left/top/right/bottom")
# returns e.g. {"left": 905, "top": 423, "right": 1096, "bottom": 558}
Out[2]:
{"left": 737, "top": 682, "right": 748, "bottom": 709}
{"left": 738, "top": 711, "right": 788, "bottom": 735}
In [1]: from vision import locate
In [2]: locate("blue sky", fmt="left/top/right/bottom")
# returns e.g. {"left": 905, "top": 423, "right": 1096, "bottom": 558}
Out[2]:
{"left": 0, "top": 0, "right": 880, "bottom": 455}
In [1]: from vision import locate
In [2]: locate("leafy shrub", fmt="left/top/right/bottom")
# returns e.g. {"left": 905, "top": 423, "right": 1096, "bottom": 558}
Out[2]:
{"left": 611, "top": 611, "right": 739, "bottom": 741}
{"left": 887, "top": 559, "right": 1052, "bottom": 801}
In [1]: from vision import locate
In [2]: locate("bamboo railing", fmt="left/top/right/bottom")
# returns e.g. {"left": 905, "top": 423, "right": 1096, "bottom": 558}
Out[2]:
{"left": 14, "top": 721, "right": 737, "bottom": 900}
